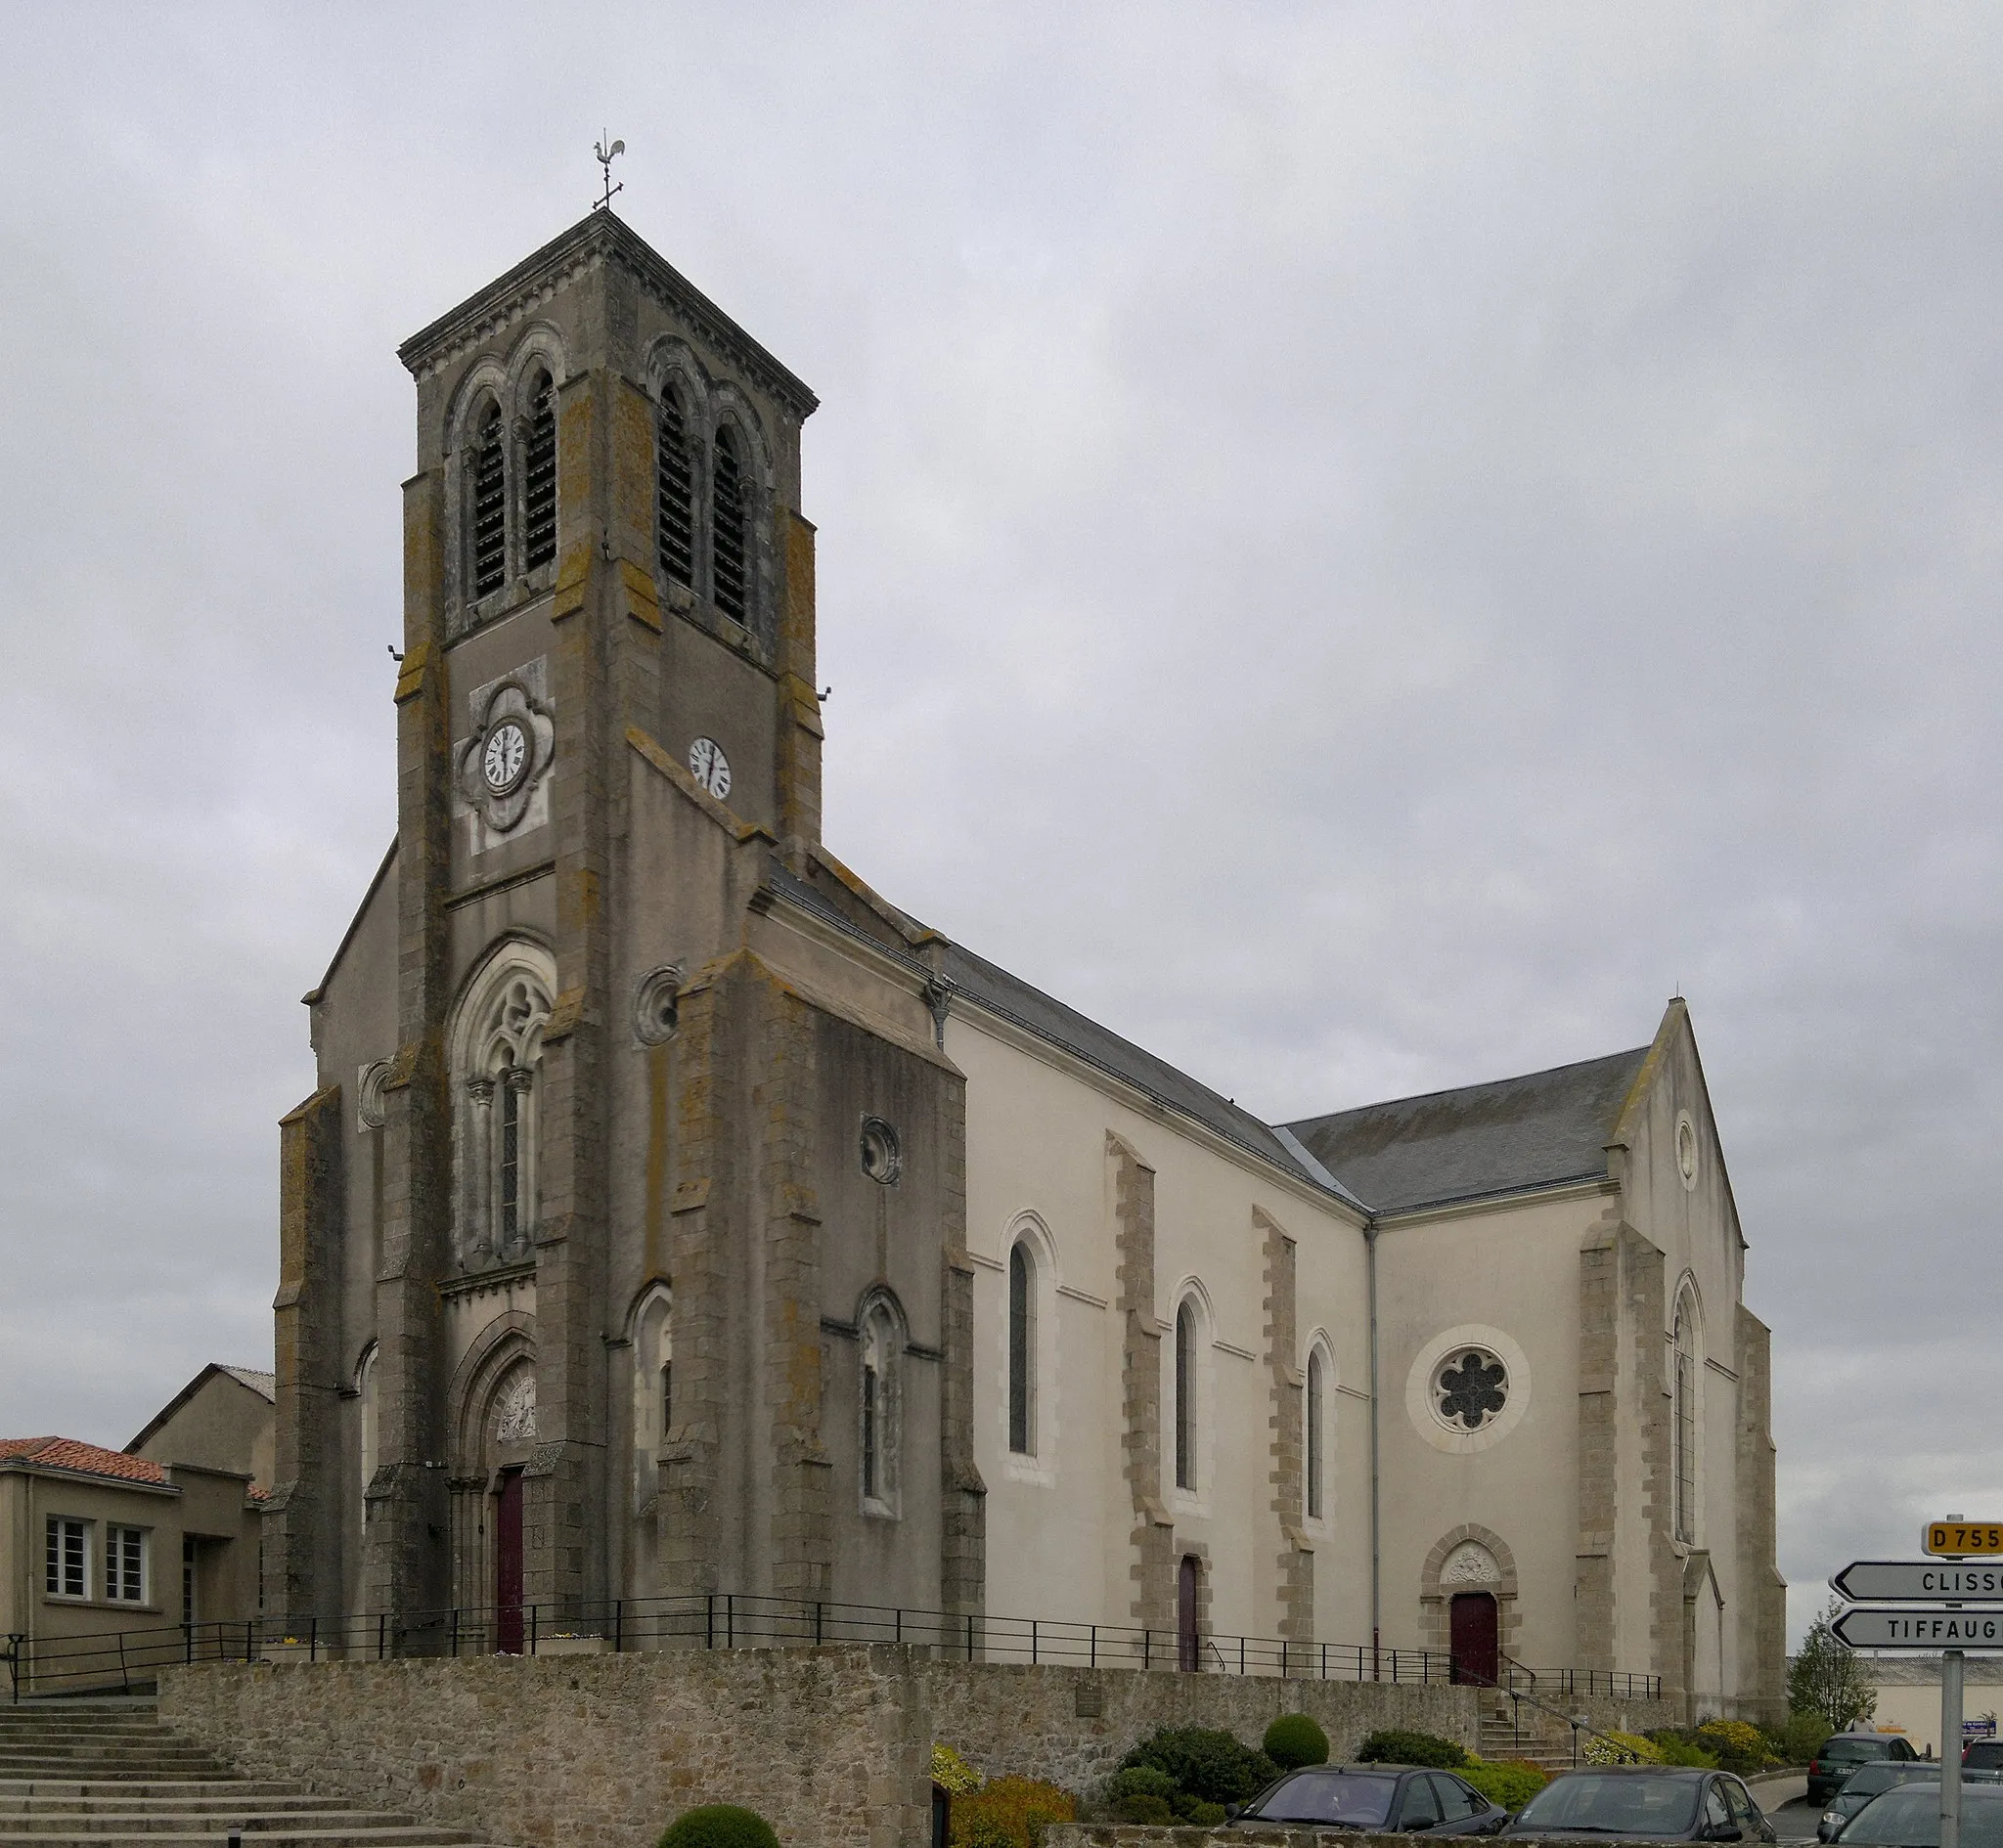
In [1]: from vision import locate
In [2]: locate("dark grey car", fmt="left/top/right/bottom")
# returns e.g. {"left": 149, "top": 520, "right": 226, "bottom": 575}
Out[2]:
{"left": 1228, "top": 1765, "right": 1508, "bottom": 1835}
{"left": 1837, "top": 1782, "right": 2003, "bottom": 1847}
{"left": 1817, "top": 1765, "right": 1941, "bottom": 1841}
{"left": 1500, "top": 1768, "right": 1775, "bottom": 1843}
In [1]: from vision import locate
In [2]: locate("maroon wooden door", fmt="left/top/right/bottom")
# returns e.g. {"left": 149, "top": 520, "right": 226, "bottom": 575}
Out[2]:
{"left": 495, "top": 1469, "right": 524, "bottom": 1653}
{"left": 1449, "top": 1591, "right": 1498, "bottom": 1686}
{"left": 1177, "top": 1556, "right": 1200, "bottom": 1671}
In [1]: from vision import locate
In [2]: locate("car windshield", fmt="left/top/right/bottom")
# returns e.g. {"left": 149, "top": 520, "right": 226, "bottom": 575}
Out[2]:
{"left": 1248, "top": 1772, "right": 1401, "bottom": 1827}
{"left": 1842, "top": 1768, "right": 1936, "bottom": 1798}
{"left": 1969, "top": 1746, "right": 2003, "bottom": 1769}
{"left": 1842, "top": 1787, "right": 2003, "bottom": 1848}
{"left": 1512, "top": 1775, "right": 1702, "bottom": 1834}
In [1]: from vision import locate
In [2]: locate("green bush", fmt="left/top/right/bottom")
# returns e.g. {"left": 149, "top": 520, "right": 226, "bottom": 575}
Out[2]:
{"left": 1460, "top": 1759, "right": 1549, "bottom": 1812}
{"left": 1264, "top": 1714, "right": 1331, "bottom": 1771}
{"left": 933, "top": 1744, "right": 984, "bottom": 1794}
{"left": 1355, "top": 1729, "right": 1468, "bottom": 1769}
{"left": 1784, "top": 1711, "right": 1834, "bottom": 1765}
{"left": 1120, "top": 1727, "right": 1280, "bottom": 1804}
{"left": 1106, "top": 1768, "right": 1177, "bottom": 1805}
{"left": 1181, "top": 1801, "right": 1228, "bottom": 1827}
{"left": 658, "top": 1806, "right": 780, "bottom": 1848}
{"left": 1655, "top": 1738, "right": 1719, "bottom": 1769}
{"left": 1110, "top": 1794, "right": 1175, "bottom": 1826}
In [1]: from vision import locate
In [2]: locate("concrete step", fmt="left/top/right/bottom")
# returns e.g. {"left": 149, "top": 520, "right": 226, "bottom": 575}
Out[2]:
{"left": 0, "top": 1769, "right": 220, "bottom": 1782}
{"left": 0, "top": 1832, "right": 484, "bottom": 1848}
{"left": 0, "top": 1793, "right": 300, "bottom": 1807}
{"left": 0, "top": 1800, "right": 330, "bottom": 1821}
{"left": 0, "top": 1815, "right": 433, "bottom": 1837}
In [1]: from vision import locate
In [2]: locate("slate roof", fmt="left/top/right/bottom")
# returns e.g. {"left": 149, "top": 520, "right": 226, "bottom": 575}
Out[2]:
{"left": 1283, "top": 1047, "right": 1649, "bottom": 1215}
{"left": 764, "top": 860, "right": 1337, "bottom": 1196}
{"left": 0, "top": 1436, "right": 169, "bottom": 1487}
{"left": 220, "top": 1366, "right": 277, "bottom": 1402}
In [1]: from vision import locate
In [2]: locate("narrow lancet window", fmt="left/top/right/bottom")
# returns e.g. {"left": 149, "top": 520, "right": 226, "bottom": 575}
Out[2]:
{"left": 470, "top": 404, "right": 507, "bottom": 597}
{"left": 712, "top": 423, "right": 747, "bottom": 625}
{"left": 656, "top": 384, "right": 694, "bottom": 588}
{"left": 1008, "top": 1243, "right": 1035, "bottom": 1455}
{"left": 1175, "top": 1301, "right": 1195, "bottom": 1490}
{"left": 522, "top": 370, "right": 556, "bottom": 570}
{"left": 499, "top": 1075, "right": 521, "bottom": 1244}
{"left": 1306, "top": 1349, "right": 1325, "bottom": 1519}
{"left": 1672, "top": 1295, "right": 1697, "bottom": 1543}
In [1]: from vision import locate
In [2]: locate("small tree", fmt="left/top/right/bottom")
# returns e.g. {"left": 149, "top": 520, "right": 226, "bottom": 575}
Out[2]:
{"left": 1788, "top": 1598, "right": 1878, "bottom": 1734}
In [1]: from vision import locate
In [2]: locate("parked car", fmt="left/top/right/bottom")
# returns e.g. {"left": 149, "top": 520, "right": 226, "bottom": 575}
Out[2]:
{"left": 1809, "top": 1736, "right": 1924, "bottom": 1807}
{"left": 1227, "top": 1765, "right": 1509, "bottom": 1834}
{"left": 1835, "top": 1781, "right": 2003, "bottom": 1847}
{"left": 1500, "top": 1768, "right": 1775, "bottom": 1842}
{"left": 1817, "top": 1765, "right": 1943, "bottom": 1839}
{"left": 1966, "top": 1742, "right": 2003, "bottom": 1772}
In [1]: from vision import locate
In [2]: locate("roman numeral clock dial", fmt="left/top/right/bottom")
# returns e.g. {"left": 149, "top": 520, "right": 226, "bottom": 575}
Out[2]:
{"left": 482, "top": 720, "right": 529, "bottom": 793}
{"left": 689, "top": 736, "right": 731, "bottom": 801}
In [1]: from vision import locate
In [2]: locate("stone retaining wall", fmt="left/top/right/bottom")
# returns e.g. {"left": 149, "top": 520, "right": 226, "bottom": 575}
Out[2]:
{"left": 927, "top": 1661, "right": 1477, "bottom": 1793}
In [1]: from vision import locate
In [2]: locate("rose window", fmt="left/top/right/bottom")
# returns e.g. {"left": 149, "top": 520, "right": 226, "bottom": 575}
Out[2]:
{"left": 1437, "top": 1349, "right": 1508, "bottom": 1430}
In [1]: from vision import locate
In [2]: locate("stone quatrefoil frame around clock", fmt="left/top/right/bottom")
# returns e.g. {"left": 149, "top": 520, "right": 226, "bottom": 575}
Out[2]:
{"left": 455, "top": 678, "right": 556, "bottom": 833}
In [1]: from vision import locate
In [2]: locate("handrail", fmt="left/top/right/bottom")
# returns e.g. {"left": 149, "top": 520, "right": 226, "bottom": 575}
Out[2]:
{"left": 1458, "top": 1660, "right": 1648, "bottom": 1767}
{"left": 1, "top": 1591, "right": 1659, "bottom": 1705}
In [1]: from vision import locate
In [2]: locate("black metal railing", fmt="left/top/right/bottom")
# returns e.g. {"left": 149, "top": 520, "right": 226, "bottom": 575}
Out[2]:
{"left": 2, "top": 1593, "right": 1661, "bottom": 1706}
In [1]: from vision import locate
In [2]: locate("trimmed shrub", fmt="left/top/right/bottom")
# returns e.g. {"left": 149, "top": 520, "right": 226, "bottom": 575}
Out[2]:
{"left": 1461, "top": 1758, "right": 1549, "bottom": 1812}
{"left": 1181, "top": 1801, "right": 1228, "bottom": 1827}
{"left": 1111, "top": 1795, "right": 1175, "bottom": 1827}
{"left": 933, "top": 1744, "right": 984, "bottom": 1795}
{"left": 1355, "top": 1729, "right": 1468, "bottom": 1769}
{"left": 1654, "top": 1737, "right": 1719, "bottom": 1769}
{"left": 1264, "top": 1714, "right": 1331, "bottom": 1771}
{"left": 948, "top": 1776, "right": 1075, "bottom": 1848}
{"left": 1696, "top": 1720, "right": 1773, "bottom": 1777}
{"left": 658, "top": 1806, "right": 780, "bottom": 1848}
{"left": 1106, "top": 1768, "right": 1177, "bottom": 1806}
{"left": 1120, "top": 1727, "right": 1281, "bottom": 1804}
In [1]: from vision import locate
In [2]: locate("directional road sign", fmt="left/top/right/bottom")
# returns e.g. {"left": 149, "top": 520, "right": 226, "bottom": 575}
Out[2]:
{"left": 1928, "top": 1523, "right": 2003, "bottom": 1557}
{"left": 1834, "top": 1607, "right": 2003, "bottom": 1650}
{"left": 1836, "top": 1562, "right": 2003, "bottom": 1603}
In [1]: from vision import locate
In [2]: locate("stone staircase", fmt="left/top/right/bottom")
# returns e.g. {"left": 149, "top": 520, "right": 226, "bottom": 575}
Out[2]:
{"left": 1479, "top": 1695, "right": 1588, "bottom": 1774}
{"left": 0, "top": 1701, "right": 497, "bottom": 1848}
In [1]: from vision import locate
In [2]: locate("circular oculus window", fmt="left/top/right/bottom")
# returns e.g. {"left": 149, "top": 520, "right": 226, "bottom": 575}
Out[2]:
{"left": 860, "top": 1117, "right": 902, "bottom": 1185}
{"left": 1675, "top": 1111, "right": 1699, "bottom": 1190}
{"left": 1405, "top": 1324, "right": 1532, "bottom": 1455}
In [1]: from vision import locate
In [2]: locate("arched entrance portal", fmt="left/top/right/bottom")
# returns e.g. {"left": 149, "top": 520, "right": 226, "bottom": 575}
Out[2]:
{"left": 1449, "top": 1591, "right": 1498, "bottom": 1687}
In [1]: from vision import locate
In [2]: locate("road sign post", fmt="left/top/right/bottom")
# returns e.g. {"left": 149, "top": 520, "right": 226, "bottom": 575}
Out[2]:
{"left": 1944, "top": 1649, "right": 1964, "bottom": 1848}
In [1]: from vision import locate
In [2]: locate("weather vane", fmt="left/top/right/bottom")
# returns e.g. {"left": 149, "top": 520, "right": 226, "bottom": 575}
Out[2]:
{"left": 594, "top": 133, "right": 625, "bottom": 212}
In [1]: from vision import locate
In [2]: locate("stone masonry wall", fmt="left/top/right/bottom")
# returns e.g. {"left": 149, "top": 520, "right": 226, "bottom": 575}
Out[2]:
{"left": 924, "top": 1660, "right": 1477, "bottom": 1798}
{"left": 160, "top": 1646, "right": 932, "bottom": 1848}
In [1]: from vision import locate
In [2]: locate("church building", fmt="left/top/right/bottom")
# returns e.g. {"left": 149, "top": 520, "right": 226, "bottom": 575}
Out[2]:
{"left": 266, "top": 211, "right": 1784, "bottom": 1721}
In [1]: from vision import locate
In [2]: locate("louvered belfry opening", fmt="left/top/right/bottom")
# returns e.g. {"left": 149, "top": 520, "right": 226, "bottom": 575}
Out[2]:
{"left": 711, "top": 422, "right": 748, "bottom": 624}
{"left": 470, "top": 403, "right": 507, "bottom": 598}
{"left": 656, "top": 384, "right": 695, "bottom": 587}
{"left": 521, "top": 370, "right": 557, "bottom": 571}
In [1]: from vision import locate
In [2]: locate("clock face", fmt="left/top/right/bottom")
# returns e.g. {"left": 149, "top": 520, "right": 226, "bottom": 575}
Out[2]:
{"left": 482, "top": 720, "right": 529, "bottom": 792}
{"left": 689, "top": 735, "right": 732, "bottom": 801}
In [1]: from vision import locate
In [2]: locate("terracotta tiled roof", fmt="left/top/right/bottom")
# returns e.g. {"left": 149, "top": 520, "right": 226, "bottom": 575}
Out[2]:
{"left": 0, "top": 1435, "right": 170, "bottom": 1486}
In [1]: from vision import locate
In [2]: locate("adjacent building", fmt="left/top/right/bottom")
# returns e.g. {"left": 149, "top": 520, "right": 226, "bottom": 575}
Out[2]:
{"left": 265, "top": 210, "right": 1783, "bottom": 1720}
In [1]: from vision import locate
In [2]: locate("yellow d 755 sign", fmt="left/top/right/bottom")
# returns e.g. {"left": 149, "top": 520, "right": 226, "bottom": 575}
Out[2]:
{"left": 1926, "top": 1522, "right": 2003, "bottom": 1555}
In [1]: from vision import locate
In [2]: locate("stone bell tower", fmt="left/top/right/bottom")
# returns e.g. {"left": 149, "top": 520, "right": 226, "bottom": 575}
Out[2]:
{"left": 266, "top": 210, "right": 989, "bottom": 1638}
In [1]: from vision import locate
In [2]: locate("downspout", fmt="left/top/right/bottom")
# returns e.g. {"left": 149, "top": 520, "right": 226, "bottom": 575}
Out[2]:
{"left": 1366, "top": 1219, "right": 1381, "bottom": 1678}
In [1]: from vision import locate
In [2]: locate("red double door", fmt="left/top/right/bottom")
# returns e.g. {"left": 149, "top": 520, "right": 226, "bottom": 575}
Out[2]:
{"left": 495, "top": 1470, "right": 524, "bottom": 1654}
{"left": 1449, "top": 1592, "right": 1498, "bottom": 1687}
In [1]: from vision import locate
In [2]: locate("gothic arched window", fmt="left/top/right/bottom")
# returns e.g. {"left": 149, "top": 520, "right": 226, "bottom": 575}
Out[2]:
{"left": 656, "top": 383, "right": 695, "bottom": 589}
{"left": 632, "top": 1287, "right": 672, "bottom": 1509}
{"left": 469, "top": 402, "right": 507, "bottom": 598}
{"left": 711, "top": 423, "right": 748, "bottom": 625}
{"left": 1672, "top": 1287, "right": 1699, "bottom": 1543}
{"left": 1175, "top": 1300, "right": 1197, "bottom": 1491}
{"left": 356, "top": 1342, "right": 378, "bottom": 1545}
{"left": 521, "top": 369, "right": 556, "bottom": 571}
{"left": 1008, "top": 1242, "right": 1036, "bottom": 1456}
{"left": 451, "top": 946, "right": 555, "bottom": 1268}
{"left": 1306, "top": 1346, "right": 1326, "bottom": 1520}
{"left": 859, "top": 1296, "right": 902, "bottom": 1517}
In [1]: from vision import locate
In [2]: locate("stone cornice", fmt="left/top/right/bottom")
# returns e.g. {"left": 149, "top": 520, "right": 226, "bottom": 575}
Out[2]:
{"left": 398, "top": 212, "right": 819, "bottom": 420}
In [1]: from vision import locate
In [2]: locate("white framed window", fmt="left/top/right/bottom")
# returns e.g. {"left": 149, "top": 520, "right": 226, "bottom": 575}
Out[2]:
{"left": 45, "top": 1516, "right": 89, "bottom": 1598}
{"left": 106, "top": 1524, "right": 147, "bottom": 1603}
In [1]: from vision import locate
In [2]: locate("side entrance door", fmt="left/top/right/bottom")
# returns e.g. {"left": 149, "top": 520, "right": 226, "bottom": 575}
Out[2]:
{"left": 495, "top": 1468, "right": 524, "bottom": 1653}
{"left": 1177, "top": 1556, "right": 1200, "bottom": 1671}
{"left": 1449, "top": 1591, "right": 1498, "bottom": 1686}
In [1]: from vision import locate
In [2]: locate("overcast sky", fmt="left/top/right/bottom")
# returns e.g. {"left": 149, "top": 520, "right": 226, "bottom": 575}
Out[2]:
{"left": 4, "top": 4, "right": 2000, "bottom": 1652}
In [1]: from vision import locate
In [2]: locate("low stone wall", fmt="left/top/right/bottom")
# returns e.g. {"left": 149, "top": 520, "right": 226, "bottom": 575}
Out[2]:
{"left": 927, "top": 1661, "right": 1479, "bottom": 1794}
{"left": 158, "top": 1645, "right": 931, "bottom": 1848}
